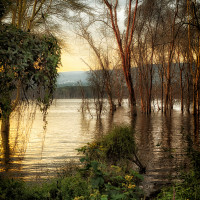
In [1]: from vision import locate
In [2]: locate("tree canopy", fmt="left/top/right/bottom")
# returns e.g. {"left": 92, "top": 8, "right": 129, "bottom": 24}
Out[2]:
{"left": 0, "top": 24, "right": 61, "bottom": 118}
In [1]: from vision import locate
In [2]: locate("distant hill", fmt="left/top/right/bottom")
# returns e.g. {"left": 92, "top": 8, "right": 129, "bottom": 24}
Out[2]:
{"left": 56, "top": 71, "right": 89, "bottom": 87}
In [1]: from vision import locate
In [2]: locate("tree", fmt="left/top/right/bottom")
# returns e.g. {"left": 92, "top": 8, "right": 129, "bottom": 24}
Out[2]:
{"left": 88, "top": 69, "right": 105, "bottom": 119}
{"left": 1, "top": 0, "right": 91, "bottom": 32}
{"left": 187, "top": 0, "right": 200, "bottom": 115}
{"left": 133, "top": 0, "right": 161, "bottom": 114}
{"left": 0, "top": 24, "right": 61, "bottom": 160}
{"left": 77, "top": 20, "right": 117, "bottom": 115}
{"left": 102, "top": 0, "right": 138, "bottom": 116}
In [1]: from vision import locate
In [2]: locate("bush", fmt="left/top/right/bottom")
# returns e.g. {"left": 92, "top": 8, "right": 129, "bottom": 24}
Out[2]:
{"left": 101, "top": 126, "right": 136, "bottom": 162}
{"left": 60, "top": 174, "right": 89, "bottom": 200}
{"left": 77, "top": 126, "right": 144, "bottom": 199}
{"left": 78, "top": 125, "right": 145, "bottom": 173}
{"left": 0, "top": 178, "right": 25, "bottom": 200}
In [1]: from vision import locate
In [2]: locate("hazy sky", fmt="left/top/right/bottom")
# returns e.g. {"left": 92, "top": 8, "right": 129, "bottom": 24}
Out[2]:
{"left": 60, "top": 52, "right": 87, "bottom": 72}
{"left": 59, "top": 0, "right": 126, "bottom": 72}
{"left": 59, "top": 35, "right": 91, "bottom": 72}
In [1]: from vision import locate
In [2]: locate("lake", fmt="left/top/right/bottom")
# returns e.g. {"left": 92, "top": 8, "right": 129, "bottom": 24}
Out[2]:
{"left": 0, "top": 99, "right": 199, "bottom": 195}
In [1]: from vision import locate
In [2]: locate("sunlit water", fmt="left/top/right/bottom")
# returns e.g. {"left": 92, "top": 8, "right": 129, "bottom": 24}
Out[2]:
{"left": 0, "top": 99, "right": 199, "bottom": 195}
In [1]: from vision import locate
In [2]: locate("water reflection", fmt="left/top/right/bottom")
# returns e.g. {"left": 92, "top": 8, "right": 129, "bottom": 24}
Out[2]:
{"left": 0, "top": 105, "right": 35, "bottom": 178}
{"left": 0, "top": 99, "right": 199, "bottom": 193}
{"left": 1, "top": 128, "right": 10, "bottom": 171}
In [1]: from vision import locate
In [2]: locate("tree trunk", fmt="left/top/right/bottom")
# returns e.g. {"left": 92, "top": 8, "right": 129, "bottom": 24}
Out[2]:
{"left": 103, "top": 0, "right": 138, "bottom": 117}
{"left": 193, "top": 81, "right": 197, "bottom": 115}
{"left": 186, "top": 73, "right": 191, "bottom": 113}
{"left": 180, "top": 70, "right": 184, "bottom": 113}
{"left": 124, "top": 68, "right": 137, "bottom": 116}
{"left": 161, "top": 74, "right": 164, "bottom": 113}
{"left": 139, "top": 68, "right": 145, "bottom": 113}
{"left": 1, "top": 115, "right": 10, "bottom": 166}
{"left": 164, "top": 62, "right": 171, "bottom": 114}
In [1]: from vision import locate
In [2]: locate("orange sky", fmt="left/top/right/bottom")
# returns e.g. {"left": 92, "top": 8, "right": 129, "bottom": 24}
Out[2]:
{"left": 58, "top": 38, "right": 91, "bottom": 72}
{"left": 59, "top": 52, "right": 88, "bottom": 72}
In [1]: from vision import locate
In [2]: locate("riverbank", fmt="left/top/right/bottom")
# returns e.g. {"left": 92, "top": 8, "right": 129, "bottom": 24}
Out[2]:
{"left": 0, "top": 125, "right": 199, "bottom": 199}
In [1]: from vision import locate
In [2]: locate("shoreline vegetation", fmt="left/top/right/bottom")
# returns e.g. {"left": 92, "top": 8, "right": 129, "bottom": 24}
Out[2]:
{"left": 0, "top": 125, "right": 199, "bottom": 200}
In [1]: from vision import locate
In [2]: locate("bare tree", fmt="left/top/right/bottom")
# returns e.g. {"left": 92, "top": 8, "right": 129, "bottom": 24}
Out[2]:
{"left": 187, "top": 0, "right": 200, "bottom": 115}
{"left": 88, "top": 68, "right": 105, "bottom": 119}
{"left": 77, "top": 19, "right": 117, "bottom": 114}
{"left": 102, "top": 0, "right": 138, "bottom": 116}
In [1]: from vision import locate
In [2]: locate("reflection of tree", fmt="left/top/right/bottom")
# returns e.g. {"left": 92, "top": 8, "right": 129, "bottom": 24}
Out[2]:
{"left": 135, "top": 115, "right": 153, "bottom": 169}
{"left": 80, "top": 112, "right": 92, "bottom": 136}
{"left": 193, "top": 115, "right": 199, "bottom": 146}
{"left": 107, "top": 113, "right": 114, "bottom": 132}
{"left": 1, "top": 124, "right": 10, "bottom": 171}
{"left": 0, "top": 106, "right": 32, "bottom": 174}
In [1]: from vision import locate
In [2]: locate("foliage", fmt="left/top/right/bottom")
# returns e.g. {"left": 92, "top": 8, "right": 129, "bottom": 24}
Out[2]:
{"left": 78, "top": 125, "right": 145, "bottom": 173}
{"left": 156, "top": 170, "right": 200, "bottom": 200}
{"left": 156, "top": 138, "right": 200, "bottom": 200}
{"left": 0, "top": 24, "right": 61, "bottom": 117}
{"left": 0, "top": 0, "right": 12, "bottom": 21}
{"left": 77, "top": 125, "right": 144, "bottom": 199}
{"left": 0, "top": 164, "right": 143, "bottom": 200}
{"left": 0, "top": 178, "right": 25, "bottom": 200}
{"left": 0, "top": 126, "right": 144, "bottom": 200}
{"left": 60, "top": 174, "right": 89, "bottom": 199}
{"left": 78, "top": 126, "right": 136, "bottom": 164}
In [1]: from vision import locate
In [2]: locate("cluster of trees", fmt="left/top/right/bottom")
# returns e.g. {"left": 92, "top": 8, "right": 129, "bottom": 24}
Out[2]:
{"left": 76, "top": 0, "right": 200, "bottom": 117}
{"left": 1, "top": 0, "right": 200, "bottom": 129}
{"left": 0, "top": 0, "right": 91, "bottom": 166}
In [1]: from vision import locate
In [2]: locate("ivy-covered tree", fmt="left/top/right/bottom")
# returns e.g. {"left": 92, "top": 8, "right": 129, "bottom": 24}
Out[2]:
{"left": 0, "top": 24, "right": 61, "bottom": 138}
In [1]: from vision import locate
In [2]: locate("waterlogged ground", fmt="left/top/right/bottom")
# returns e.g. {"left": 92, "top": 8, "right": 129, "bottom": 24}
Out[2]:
{"left": 0, "top": 99, "right": 199, "bottom": 195}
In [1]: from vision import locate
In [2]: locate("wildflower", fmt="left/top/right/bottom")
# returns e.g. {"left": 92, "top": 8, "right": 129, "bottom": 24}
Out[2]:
{"left": 125, "top": 175, "right": 133, "bottom": 182}
{"left": 0, "top": 66, "right": 4, "bottom": 72}
{"left": 74, "top": 196, "right": 84, "bottom": 200}
{"left": 111, "top": 165, "right": 122, "bottom": 172}
{"left": 99, "top": 145, "right": 104, "bottom": 151}
{"left": 128, "top": 184, "right": 136, "bottom": 189}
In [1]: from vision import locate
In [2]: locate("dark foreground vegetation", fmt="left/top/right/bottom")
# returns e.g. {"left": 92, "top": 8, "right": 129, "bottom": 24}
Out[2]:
{"left": 0, "top": 126, "right": 199, "bottom": 200}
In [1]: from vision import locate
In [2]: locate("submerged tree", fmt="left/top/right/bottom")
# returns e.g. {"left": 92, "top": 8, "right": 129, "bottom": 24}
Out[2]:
{"left": 102, "top": 0, "right": 138, "bottom": 116}
{"left": 0, "top": 24, "right": 61, "bottom": 160}
{"left": 77, "top": 19, "right": 117, "bottom": 115}
{"left": 187, "top": 0, "right": 200, "bottom": 115}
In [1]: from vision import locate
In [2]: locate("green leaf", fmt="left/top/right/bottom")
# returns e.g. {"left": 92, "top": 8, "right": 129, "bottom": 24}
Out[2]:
{"left": 101, "top": 195, "right": 108, "bottom": 200}
{"left": 91, "top": 161, "right": 99, "bottom": 171}
{"left": 80, "top": 157, "right": 86, "bottom": 163}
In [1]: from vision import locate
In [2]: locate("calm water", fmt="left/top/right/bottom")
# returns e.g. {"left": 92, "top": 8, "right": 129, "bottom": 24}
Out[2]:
{"left": 0, "top": 99, "right": 199, "bottom": 194}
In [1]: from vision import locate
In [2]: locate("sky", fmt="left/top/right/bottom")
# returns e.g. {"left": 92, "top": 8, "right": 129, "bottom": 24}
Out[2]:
{"left": 58, "top": 0, "right": 126, "bottom": 72}
{"left": 60, "top": 50, "right": 88, "bottom": 72}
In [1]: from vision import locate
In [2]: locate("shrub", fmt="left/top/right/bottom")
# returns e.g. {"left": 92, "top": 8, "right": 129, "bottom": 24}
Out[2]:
{"left": 0, "top": 178, "right": 25, "bottom": 200}
{"left": 101, "top": 126, "right": 136, "bottom": 162}
{"left": 60, "top": 174, "right": 89, "bottom": 200}
{"left": 78, "top": 125, "right": 145, "bottom": 173}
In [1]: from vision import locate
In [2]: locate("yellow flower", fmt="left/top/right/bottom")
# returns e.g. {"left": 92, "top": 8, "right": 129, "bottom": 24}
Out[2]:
{"left": 125, "top": 175, "right": 133, "bottom": 182}
{"left": 0, "top": 66, "right": 4, "bottom": 72}
{"left": 74, "top": 196, "right": 84, "bottom": 200}
{"left": 128, "top": 184, "right": 136, "bottom": 189}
